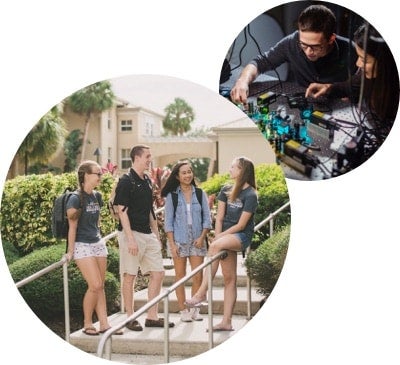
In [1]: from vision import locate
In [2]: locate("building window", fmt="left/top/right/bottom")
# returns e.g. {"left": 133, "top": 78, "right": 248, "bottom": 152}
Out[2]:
{"left": 121, "top": 149, "right": 131, "bottom": 169}
{"left": 145, "top": 121, "right": 154, "bottom": 136}
{"left": 121, "top": 120, "right": 132, "bottom": 132}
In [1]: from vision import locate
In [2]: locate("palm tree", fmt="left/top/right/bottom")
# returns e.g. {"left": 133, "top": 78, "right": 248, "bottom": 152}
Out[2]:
{"left": 67, "top": 81, "right": 115, "bottom": 162}
{"left": 16, "top": 106, "right": 67, "bottom": 174}
{"left": 163, "top": 97, "right": 195, "bottom": 135}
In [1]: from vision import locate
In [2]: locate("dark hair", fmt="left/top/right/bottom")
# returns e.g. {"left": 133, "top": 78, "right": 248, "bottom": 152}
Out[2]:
{"left": 298, "top": 5, "right": 336, "bottom": 40}
{"left": 229, "top": 156, "right": 256, "bottom": 202}
{"left": 354, "top": 23, "right": 399, "bottom": 124}
{"left": 160, "top": 161, "right": 196, "bottom": 197}
{"left": 130, "top": 144, "right": 150, "bottom": 162}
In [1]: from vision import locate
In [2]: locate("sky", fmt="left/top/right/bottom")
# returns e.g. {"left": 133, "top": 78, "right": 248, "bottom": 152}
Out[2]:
{"left": 110, "top": 74, "right": 246, "bottom": 129}
{"left": 1, "top": 1, "right": 399, "bottom": 365}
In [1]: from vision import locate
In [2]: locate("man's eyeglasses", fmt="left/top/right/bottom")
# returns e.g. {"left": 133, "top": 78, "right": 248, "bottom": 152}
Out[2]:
{"left": 89, "top": 172, "right": 103, "bottom": 177}
{"left": 298, "top": 41, "right": 324, "bottom": 52}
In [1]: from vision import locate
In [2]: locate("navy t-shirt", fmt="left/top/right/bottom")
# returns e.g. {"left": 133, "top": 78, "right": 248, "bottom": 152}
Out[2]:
{"left": 66, "top": 190, "right": 103, "bottom": 243}
{"left": 218, "top": 184, "right": 258, "bottom": 238}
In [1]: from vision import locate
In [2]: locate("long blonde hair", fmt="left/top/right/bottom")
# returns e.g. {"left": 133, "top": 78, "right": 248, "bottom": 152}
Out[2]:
{"left": 228, "top": 156, "right": 256, "bottom": 202}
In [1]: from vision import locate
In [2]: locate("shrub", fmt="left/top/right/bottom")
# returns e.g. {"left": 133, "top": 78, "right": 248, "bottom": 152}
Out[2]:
{"left": 245, "top": 224, "right": 290, "bottom": 297}
{"left": 1, "top": 239, "right": 21, "bottom": 265}
{"left": 9, "top": 243, "right": 120, "bottom": 319}
{"left": 0, "top": 172, "right": 117, "bottom": 254}
{"left": 106, "top": 244, "right": 120, "bottom": 279}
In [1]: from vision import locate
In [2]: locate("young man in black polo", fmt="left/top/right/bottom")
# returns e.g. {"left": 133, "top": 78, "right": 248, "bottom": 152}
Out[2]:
{"left": 114, "top": 144, "right": 174, "bottom": 330}
{"left": 230, "top": 4, "right": 357, "bottom": 104}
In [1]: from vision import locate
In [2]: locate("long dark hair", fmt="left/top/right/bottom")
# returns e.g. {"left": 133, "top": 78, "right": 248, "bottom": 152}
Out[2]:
{"left": 354, "top": 23, "right": 399, "bottom": 125}
{"left": 160, "top": 161, "right": 196, "bottom": 197}
{"left": 228, "top": 156, "right": 256, "bottom": 202}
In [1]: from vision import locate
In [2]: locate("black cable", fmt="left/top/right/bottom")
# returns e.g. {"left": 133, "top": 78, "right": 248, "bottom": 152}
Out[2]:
{"left": 230, "top": 27, "right": 248, "bottom": 72}
{"left": 247, "top": 24, "right": 283, "bottom": 90}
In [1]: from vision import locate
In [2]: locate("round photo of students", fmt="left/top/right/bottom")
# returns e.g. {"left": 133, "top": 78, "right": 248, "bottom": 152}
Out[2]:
{"left": 1, "top": 74, "right": 291, "bottom": 363}
{"left": 219, "top": 0, "right": 399, "bottom": 181}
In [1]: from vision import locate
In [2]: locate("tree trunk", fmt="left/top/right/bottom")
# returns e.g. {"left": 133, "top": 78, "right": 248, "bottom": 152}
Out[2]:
{"left": 80, "top": 112, "right": 91, "bottom": 163}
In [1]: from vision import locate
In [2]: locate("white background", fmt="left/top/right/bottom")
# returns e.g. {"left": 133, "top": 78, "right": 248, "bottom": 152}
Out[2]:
{"left": 1, "top": 1, "right": 399, "bottom": 364}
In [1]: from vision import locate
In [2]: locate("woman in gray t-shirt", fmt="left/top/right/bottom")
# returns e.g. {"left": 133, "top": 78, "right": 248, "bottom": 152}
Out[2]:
{"left": 186, "top": 156, "right": 258, "bottom": 331}
{"left": 66, "top": 160, "right": 121, "bottom": 336}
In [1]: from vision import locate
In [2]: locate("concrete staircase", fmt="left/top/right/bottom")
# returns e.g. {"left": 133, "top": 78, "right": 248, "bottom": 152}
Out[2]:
{"left": 69, "top": 257, "right": 264, "bottom": 364}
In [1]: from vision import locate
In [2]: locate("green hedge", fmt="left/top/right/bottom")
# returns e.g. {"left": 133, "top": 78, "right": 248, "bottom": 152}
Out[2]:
{"left": 1, "top": 240, "right": 21, "bottom": 265}
{"left": 0, "top": 172, "right": 118, "bottom": 254}
{"left": 245, "top": 224, "right": 290, "bottom": 297}
{"left": 9, "top": 244, "right": 120, "bottom": 319}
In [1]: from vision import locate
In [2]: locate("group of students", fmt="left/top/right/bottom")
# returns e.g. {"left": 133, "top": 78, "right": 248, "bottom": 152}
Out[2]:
{"left": 230, "top": 4, "right": 399, "bottom": 155}
{"left": 65, "top": 144, "right": 258, "bottom": 335}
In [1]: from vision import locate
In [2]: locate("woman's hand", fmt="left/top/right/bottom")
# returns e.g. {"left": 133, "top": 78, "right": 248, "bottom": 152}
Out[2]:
{"left": 305, "top": 83, "right": 332, "bottom": 98}
{"left": 169, "top": 243, "right": 179, "bottom": 258}
{"left": 64, "top": 251, "right": 73, "bottom": 263}
{"left": 194, "top": 236, "right": 206, "bottom": 249}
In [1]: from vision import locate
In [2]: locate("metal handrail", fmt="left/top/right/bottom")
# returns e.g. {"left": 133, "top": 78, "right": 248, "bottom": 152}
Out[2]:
{"left": 254, "top": 201, "right": 290, "bottom": 236}
{"left": 96, "top": 250, "right": 228, "bottom": 362}
{"left": 15, "top": 254, "right": 72, "bottom": 342}
{"left": 13, "top": 201, "right": 290, "bottom": 359}
{"left": 98, "top": 201, "right": 291, "bottom": 361}
{"left": 245, "top": 200, "right": 291, "bottom": 318}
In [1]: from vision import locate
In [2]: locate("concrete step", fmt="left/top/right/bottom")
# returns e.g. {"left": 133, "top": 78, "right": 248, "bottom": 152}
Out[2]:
{"left": 162, "top": 256, "right": 250, "bottom": 287}
{"left": 133, "top": 285, "right": 263, "bottom": 316}
{"left": 70, "top": 311, "right": 251, "bottom": 359}
{"left": 69, "top": 255, "right": 263, "bottom": 362}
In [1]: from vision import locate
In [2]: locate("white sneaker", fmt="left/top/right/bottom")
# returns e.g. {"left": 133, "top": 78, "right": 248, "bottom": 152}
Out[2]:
{"left": 191, "top": 307, "right": 203, "bottom": 321}
{"left": 180, "top": 309, "right": 193, "bottom": 322}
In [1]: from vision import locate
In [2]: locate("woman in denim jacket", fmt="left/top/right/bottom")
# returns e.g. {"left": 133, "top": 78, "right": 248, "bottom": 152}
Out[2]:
{"left": 161, "top": 161, "right": 212, "bottom": 322}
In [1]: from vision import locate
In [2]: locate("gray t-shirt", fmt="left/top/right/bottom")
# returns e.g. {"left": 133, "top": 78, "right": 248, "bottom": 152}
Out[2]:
{"left": 66, "top": 190, "right": 103, "bottom": 243}
{"left": 218, "top": 184, "right": 258, "bottom": 238}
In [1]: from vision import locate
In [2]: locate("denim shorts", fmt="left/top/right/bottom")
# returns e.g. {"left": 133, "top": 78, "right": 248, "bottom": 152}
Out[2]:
{"left": 234, "top": 232, "right": 253, "bottom": 251}
{"left": 174, "top": 225, "right": 207, "bottom": 257}
{"left": 73, "top": 240, "right": 108, "bottom": 259}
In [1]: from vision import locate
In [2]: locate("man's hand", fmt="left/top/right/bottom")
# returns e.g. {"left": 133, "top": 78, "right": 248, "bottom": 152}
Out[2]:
{"left": 230, "top": 79, "right": 250, "bottom": 104}
{"left": 127, "top": 238, "right": 139, "bottom": 256}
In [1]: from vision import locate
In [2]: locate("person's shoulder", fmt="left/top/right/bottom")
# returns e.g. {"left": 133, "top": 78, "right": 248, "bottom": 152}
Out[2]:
{"left": 276, "top": 31, "right": 297, "bottom": 46}
{"left": 335, "top": 34, "right": 352, "bottom": 46}
{"left": 118, "top": 172, "right": 133, "bottom": 184}
{"left": 221, "top": 183, "right": 233, "bottom": 192}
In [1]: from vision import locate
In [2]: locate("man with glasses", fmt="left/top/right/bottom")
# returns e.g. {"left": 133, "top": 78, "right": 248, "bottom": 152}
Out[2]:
{"left": 230, "top": 4, "right": 357, "bottom": 104}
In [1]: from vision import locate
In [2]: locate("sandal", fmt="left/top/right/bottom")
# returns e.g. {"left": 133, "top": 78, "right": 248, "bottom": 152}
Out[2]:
{"left": 82, "top": 326, "right": 99, "bottom": 336}
{"left": 126, "top": 320, "right": 143, "bottom": 332}
{"left": 145, "top": 318, "right": 175, "bottom": 328}
{"left": 185, "top": 294, "right": 207, "bottom": 308}
{"left": 99, "top": 327, "right": 124, "bottom": 335}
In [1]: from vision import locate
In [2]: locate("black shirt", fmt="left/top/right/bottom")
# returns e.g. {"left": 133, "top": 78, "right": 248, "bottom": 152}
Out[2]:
{"left": 251, "top": 31, "right": 357, "bottom": 86}
{"left": 113, "top": 168, "right": 153, "bottom": 234}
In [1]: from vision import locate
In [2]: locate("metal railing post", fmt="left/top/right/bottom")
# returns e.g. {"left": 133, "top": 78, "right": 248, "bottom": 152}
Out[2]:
{"left": 207, "top": 257, "right": 214, "bottom": 349}
{"left": 63, "top": 260, "right": 70, "bottom": 343}
{"left": 163, "top": 295, "right": 170, "bottom": 363}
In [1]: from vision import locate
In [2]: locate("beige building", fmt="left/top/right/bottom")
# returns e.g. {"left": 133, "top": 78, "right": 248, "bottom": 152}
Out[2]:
{"left": 7, "top": 98, "right": 275, "bottom": 179}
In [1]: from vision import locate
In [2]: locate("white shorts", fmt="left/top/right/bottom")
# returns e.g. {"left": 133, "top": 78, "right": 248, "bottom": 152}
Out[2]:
{"left": 74, "top": 240, "right": 108, "bottom": 260}
{"left": 118, "top": 230, "right": 164, "bottom": 275}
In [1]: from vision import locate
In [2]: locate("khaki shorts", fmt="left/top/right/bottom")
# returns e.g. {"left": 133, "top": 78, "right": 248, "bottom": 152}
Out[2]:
{"left": 118, "top": 230, "right": 164, "bottom": 275}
